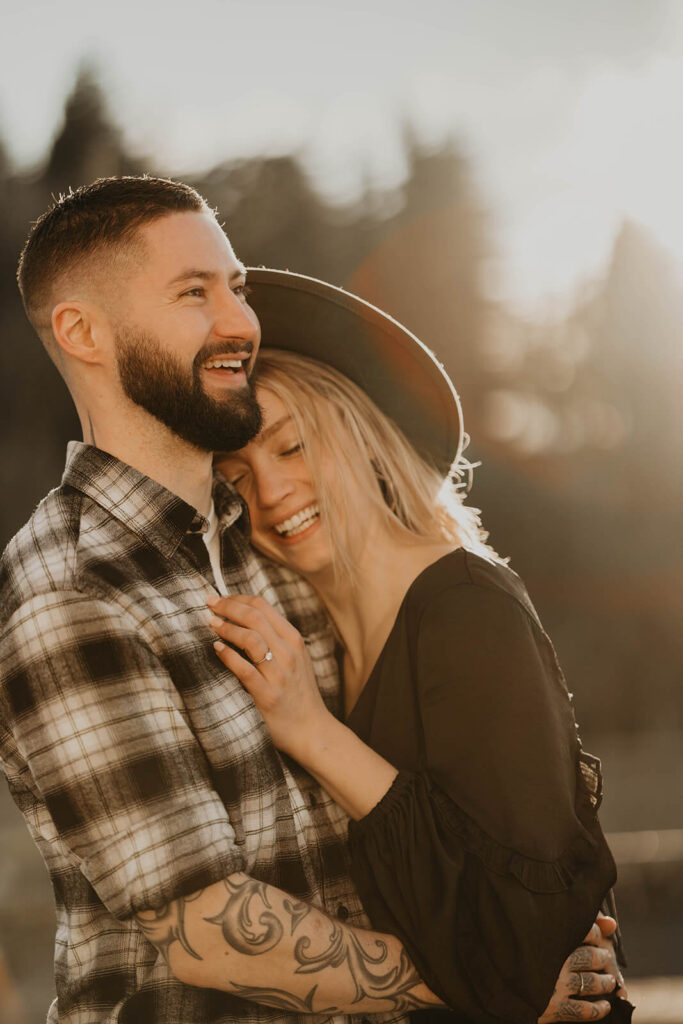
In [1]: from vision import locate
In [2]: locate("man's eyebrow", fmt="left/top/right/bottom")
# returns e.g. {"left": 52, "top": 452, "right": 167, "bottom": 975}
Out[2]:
{"left": 167, "top": 265, "right": 247, "bottom": 287}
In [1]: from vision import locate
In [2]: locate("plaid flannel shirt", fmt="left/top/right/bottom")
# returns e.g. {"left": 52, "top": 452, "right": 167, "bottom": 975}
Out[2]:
{"left": 0, "top": 442, "right": 408, "bottom": 1024}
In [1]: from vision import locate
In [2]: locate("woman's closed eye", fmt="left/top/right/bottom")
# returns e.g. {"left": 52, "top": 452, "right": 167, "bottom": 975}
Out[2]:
{"left": 217, "top": 462, "right": 247, "bottom": 487}
{"left": 280, "top": 442, "right": 303, "bottom": 457}
{"left": 218, "top": 440, "right": 303, "bottom": 489}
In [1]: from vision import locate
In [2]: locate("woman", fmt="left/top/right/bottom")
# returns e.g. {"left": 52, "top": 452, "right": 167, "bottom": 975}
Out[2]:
{"left": 209, "top": 271, "right": 629, "bottom": 1022}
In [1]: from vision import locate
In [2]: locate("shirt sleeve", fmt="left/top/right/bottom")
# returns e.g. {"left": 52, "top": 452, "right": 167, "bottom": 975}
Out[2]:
{"left": 348, "top": 582, "right": 616, "bottom": 1022}
{"left": 1, "top": 590, "right": 245, "bottom": 920}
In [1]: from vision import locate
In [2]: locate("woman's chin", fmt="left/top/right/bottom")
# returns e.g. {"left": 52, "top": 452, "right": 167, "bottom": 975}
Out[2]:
{"left": 252, "top": 527, "right": 333, "bottom": 577}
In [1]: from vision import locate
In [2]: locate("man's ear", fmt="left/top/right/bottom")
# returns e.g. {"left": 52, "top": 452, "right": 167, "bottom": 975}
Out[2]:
{"left": 51, "top": 300, "right": 107, "bottom": 365}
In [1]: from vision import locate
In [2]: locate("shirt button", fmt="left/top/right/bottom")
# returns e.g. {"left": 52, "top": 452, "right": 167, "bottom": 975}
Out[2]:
{"left": 308, "top": 791, "right": 318, "bottom": 808}
{"left": 337, "top": 904, "right": 349, "bottom": 921}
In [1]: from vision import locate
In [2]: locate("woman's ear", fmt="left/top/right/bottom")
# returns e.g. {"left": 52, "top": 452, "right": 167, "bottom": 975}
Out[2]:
{"left": 51, "top": 300, "right": 106, "bottom": 366}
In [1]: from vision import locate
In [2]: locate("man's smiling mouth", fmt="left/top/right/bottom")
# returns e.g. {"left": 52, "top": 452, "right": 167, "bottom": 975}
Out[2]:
{"left": 202, "top": 354, "right": 250, "bottom": 373}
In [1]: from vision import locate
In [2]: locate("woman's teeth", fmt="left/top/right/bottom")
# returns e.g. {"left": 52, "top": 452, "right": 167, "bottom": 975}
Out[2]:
{"left": 273, "top": 504, "right": 320, "bottom": 538}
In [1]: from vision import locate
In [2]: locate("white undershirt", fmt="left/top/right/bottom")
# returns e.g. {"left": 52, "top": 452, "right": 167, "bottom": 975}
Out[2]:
{"left": 202, "top": 502, "right": 229, "bottom": 596}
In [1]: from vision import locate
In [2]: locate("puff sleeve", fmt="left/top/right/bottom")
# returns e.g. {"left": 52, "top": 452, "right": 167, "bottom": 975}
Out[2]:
{"left": 348, "top": 581, "right": 616, "bottom": 1022}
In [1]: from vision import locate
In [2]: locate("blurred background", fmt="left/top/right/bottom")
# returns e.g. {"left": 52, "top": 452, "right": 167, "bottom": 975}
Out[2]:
{"left": 0, "top": 1, "right": 681, "bottom": 1020}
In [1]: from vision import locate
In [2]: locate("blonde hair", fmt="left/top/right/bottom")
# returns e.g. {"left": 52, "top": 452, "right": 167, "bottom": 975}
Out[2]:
{"left": 253, "top": 348, "right": 500, "bottom": 583}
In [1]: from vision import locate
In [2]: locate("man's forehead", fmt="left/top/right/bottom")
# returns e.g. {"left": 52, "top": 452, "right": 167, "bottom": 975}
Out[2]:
{"left": 137, "top": 211, "right": 239, "bottom": 273}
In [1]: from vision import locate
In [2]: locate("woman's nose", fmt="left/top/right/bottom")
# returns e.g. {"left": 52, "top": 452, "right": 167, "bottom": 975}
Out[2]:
{"left": 253, "top": 466, "right": 294, "bottom": 510}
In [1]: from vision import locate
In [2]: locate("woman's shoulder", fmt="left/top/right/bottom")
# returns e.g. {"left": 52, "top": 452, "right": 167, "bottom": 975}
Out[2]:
{"left": 407, "top": 547, "right": 524, "bottom": 602}
{"left": 401, "top": 552, "right": 548, "bottom": 647}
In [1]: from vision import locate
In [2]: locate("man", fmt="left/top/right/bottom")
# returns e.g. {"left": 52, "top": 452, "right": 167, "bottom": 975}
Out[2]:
{"left": 2, "top": 175, "right": 440, "bottom": 1022}
{"left": 1, "top": 176, "right": 620, "bottom": 1023}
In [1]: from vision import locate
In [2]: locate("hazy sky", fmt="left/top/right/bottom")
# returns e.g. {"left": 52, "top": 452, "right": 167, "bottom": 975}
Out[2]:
{"left": 2, "top": 0, "right": 682, "bottom": 310}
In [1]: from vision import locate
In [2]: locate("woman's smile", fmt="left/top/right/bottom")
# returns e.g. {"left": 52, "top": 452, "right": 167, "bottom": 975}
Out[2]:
{"left": 270, "top": 502, "right": 321, "bottom": 543}
{"left": 214, "top": 388, "right": 336, "bottom": 575}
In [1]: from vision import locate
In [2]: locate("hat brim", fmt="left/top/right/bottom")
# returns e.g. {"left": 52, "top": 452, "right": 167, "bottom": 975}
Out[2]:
{"left": 246, "top": 268, "right": 463, "bottom": 476}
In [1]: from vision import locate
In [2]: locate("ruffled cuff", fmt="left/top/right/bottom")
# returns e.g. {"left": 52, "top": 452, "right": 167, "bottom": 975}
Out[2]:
{"left": 352, "top": 760, "right": 604, "bottom": 895}
{"left": 348, "top": 765, "right": 616, "bottom": 1022}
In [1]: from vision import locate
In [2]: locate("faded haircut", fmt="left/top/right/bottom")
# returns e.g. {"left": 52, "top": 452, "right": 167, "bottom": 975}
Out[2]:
{"left": 17, "top": 175, "right": 212, "bottom": 346}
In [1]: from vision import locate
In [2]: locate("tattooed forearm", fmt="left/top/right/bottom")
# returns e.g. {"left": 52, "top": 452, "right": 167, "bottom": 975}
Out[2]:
{"left": 229, "top": 982, "right": 334, "bottom": 1013}
{"left": 135, "top": 872, "right": 441, "bottom": 1012}
{"left": 204, "top": 876, "right": 283, "bottom": 954}
{"left": 283, "top": 897, "right": 312, "bottom": 935}
{"left": 135, "top": 891, "right": 203, "bottom": 964}
{"left": 295, "top": 926, "right": 428, "bottom": 1010}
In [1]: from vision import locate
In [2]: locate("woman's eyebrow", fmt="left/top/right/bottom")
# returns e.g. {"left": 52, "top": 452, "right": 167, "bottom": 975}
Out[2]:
{"left": 258, "top": 415, "right": 293, "bottom": 443}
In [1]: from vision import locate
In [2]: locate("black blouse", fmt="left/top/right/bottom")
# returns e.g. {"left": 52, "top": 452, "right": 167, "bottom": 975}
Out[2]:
{"left": 346, "top": 548, "right": 617, "bottom": 1023}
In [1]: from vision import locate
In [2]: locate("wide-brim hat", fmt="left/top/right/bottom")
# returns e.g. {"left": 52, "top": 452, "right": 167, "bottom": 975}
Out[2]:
{"left": 246, "top": 268, "right": 463, "bottom": 476}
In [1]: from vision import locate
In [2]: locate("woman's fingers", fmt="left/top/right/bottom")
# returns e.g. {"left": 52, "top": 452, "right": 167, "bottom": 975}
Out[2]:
{"left": 209, "top": 615, "right": 277, "bottom": 666}
{"left": 208, "top": 597, "right": 288, "bottom": 664}
{"left": 208, "top": 593, "right": 301, "bottom": 643}
{"left": 209, "top": 594, "right": 328, "bottom": 757}
{"left": 209, "top": 597, "right": 278, "bottom": 642}
{"left": 213, "top": 640, "right": 272, "bottom": 704}
{"left": 207, "top": 595, "right": 307, "bottom": 685}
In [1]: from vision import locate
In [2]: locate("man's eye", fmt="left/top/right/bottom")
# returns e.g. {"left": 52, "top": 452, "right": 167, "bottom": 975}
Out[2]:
{"left": 233, "top": 283, "right": 252, "bottom": 300}
{"left": 181, "top": 287, "right": 205, "bottom": 298}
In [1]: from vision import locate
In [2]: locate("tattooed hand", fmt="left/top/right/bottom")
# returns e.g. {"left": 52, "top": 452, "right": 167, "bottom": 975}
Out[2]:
{"left": 538, "top": 915, "right": 627, "bottom": 1022}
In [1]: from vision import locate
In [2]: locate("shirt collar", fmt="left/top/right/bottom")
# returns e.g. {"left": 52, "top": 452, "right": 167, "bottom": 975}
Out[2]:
{"left": 61, "top": 441, "right": 249, "bottom": 560}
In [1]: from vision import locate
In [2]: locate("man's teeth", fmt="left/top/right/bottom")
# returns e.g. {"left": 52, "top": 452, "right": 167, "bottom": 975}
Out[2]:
{"left": 273, "top": 504, "right": 320, "bottom": 538}
{"left": 204, "top": 358, "right": 244, "bottom": 370}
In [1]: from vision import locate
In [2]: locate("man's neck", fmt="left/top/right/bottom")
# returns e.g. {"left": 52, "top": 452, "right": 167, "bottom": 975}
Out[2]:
{"left": 80, "top": 409, "right": 215, "bottom": 516}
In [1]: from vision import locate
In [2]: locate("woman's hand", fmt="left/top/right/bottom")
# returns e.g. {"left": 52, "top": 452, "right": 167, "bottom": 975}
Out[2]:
{"left": 207, "top": 593, "right": 399, "bottom": 821}
{"left": 207, "top": 593, "right": 331, "bottom": 759}
{"left": 538, "top": 915, "right": 628, "bottom": 1022}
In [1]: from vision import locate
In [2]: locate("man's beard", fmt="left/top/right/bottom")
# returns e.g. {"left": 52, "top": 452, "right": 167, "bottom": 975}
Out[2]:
{"left": 114, "top": 325, "right": 262, "bottom": 453}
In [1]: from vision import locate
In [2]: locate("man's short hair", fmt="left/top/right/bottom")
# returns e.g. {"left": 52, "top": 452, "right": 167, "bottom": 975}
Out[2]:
{"left": 17, "top": 175, "right": 212, "bottom": 336}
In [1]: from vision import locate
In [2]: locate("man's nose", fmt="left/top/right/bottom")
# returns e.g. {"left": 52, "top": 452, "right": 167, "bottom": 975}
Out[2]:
{"left": 214, "top": 287, "right": 260, "bottom": 344}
